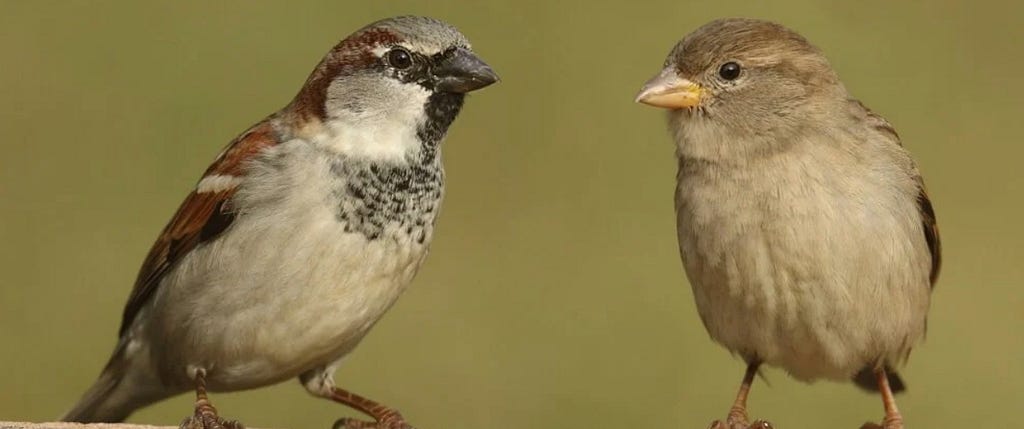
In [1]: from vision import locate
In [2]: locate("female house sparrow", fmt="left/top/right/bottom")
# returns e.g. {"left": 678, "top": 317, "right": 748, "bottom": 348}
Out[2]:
{"left": 636, "top": 18, "right": 939, "bottom": 429}
{"left": 62, "top": 16, "right": 497, "bottom": 429}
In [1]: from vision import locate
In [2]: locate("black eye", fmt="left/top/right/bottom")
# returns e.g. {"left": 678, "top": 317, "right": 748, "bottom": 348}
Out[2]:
{"left": 718, "top": 62, "right": 741, "bottom": 80}
{"left": 386, "top": 48, "right": 413, "bottom": 70}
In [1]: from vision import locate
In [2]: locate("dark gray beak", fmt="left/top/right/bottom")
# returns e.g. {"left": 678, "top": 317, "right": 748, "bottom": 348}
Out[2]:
{"left": 432, "top": 47, "right": 499, "bottom": 93}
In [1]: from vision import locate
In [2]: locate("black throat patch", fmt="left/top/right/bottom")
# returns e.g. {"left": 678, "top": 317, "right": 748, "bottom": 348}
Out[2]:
{"left": 330, "top": 90, "right": 463, "bottom": 242}
{"left": 332, "top": 155, "right": 443, "bottom": 243}
{"left": 418, "top": 92, "right": 464, "bottom": 153}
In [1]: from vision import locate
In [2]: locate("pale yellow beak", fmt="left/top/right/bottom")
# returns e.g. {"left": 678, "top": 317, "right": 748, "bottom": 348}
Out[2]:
{"left": 635, "top": 67, "right": 703, "bottom": 109}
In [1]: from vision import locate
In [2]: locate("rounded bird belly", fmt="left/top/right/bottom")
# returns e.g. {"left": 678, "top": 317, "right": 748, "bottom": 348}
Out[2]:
{"left": 680, "top": 208, "right": 930, "bottom": 382}
{"left": 146, "top": 212, "right": 430, "bottom": 391}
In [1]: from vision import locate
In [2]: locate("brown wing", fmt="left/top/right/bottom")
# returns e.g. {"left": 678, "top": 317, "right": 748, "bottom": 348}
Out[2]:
{"left": 916, "top": 184, "right": 941, "bottom": 286}
{"left": 118, "top": 120, "right": 280, "bottom": 336}
{"left": 854, "top": 99, "right": 941, "bottom": 287}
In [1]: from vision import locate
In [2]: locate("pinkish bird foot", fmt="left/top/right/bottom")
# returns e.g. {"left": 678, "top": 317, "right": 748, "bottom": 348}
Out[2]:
{"left": 179, "top": 413, "right": 245, "bottom": 429}
{"left": 708, "top": 363, "right": 772, "bottom": 429}
{"left": 333, "top": 415, "right": 414, "bottom": 429}
{"left": 860, "top": 367, "right": 905, "bottom": 429}
{"left": 860, "top": 416, "right": 904, "bottom": 429}
{"left": 322, "top": 386, "right": 415, "bottom": 429}
{"left": 179, "top": 369, "right": 244, "bottom": 429}
{"left": 707, "top": 417, "right": 773, "bottom": 429}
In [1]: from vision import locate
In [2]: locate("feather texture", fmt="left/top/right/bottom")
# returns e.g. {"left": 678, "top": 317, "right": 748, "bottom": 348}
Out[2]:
{"left": 119, "top": 121, "right": 280, "bottom": 336}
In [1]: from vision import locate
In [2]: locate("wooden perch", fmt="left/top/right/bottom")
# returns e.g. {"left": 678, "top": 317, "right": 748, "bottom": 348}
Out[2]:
{"left": 1, "top": 423, "right": 202, "bottom": 429}
{"left": 0, "top": 420, "right": 892, "bottom": 429}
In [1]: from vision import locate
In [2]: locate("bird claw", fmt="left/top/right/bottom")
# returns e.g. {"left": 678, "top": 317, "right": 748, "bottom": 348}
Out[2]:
{"left": 332, "top": 417, "right": 415, "bottom": 429}
{"left": 859, "top": 420, "right": 903, "bottom": 429}
{"left": 179, "top": 413, "right": 245, "bottom": 429}
{"left": 707, "top": 419, "right": 774, "bottom": 429}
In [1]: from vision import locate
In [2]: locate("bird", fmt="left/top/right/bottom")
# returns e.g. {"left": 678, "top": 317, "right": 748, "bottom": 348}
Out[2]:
{"left": 62, "top": 15, "right": 497, "bottom": 429}
{"left": 635, "top": 18, "right": 940, "bottom": 429}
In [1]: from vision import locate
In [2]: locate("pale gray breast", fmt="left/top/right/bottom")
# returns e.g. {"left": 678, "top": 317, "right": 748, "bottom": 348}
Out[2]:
{"left": 673, "top": 132, "right": 932, "bottom": 375}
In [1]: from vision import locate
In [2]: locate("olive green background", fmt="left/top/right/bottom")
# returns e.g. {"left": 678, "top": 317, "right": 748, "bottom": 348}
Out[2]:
{"left": 1, "top": 1, "right": 1021, "bottom": 428}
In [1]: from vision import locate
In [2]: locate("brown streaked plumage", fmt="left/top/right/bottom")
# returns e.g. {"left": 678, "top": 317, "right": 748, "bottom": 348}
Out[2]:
{"left": 852, "top": 98, "right": 941, "bottom": 286}
{"left": 637, "top": 18, "right": 939, "bottom": 429}
{"left": 121, "top": 121, "right": 279, "bottom": 337}
{"left": 918, "top": 186, "right": 941, "bottom": 285}
{"left": 64, "top": 16, "right": 497, "bottom": 429}
{"left": 291, "top": 29, "right": 404, "bottom": 121}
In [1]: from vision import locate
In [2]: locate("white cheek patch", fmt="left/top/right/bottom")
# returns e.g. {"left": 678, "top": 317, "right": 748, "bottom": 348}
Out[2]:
{"left": 197, "top": 174, "right": 243, "bottom": 193}
{"left": 319, "top": 77, "right": 432, "bottom": 162}
{"left": 319, "top": 117, "right": 422, "bottom": 162}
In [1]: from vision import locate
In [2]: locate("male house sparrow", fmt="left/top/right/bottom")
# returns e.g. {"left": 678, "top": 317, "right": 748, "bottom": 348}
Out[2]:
{"left": 636, "top": 18, "right": 939, "bottom": 429}
{"left": 62, "top": 16, "right": 497, "bottom": 429}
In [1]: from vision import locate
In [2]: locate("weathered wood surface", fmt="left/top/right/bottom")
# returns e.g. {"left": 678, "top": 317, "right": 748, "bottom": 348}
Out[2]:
{"left": 2, "top": 424, "right": 175, "bottom": 429}
{"left": 0, "top": 423, "right": 235, "bottom": 429}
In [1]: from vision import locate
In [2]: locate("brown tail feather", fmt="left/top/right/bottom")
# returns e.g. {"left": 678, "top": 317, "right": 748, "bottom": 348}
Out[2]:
{"left": 61, "top": 342, "right": 171, "bottom": 422}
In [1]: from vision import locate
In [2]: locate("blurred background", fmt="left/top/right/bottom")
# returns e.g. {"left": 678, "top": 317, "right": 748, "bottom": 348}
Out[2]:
{"left": 1, "top": 1, "right": 1021, "bottom": 428}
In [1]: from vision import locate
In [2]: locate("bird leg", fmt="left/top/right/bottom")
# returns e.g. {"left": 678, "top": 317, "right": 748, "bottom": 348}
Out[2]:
{"left": 860, "top": 368, "right": 904, "bottom": 429}
{"left": 325, "top": 387, "right": 413, "bottom": 429}
{"left": 708, "top": 363, "right": 773, "bottom": 429}
{"left": 179, "top": 369, "right": 244, "bottom": 429}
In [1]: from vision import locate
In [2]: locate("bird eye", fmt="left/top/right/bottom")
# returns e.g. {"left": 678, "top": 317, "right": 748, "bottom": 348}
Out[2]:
{"left": 718, "top": 62, "right": 741, "bottom": 81}
{"left": 386, "top": 47, "right": 413, "bottom": 70}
